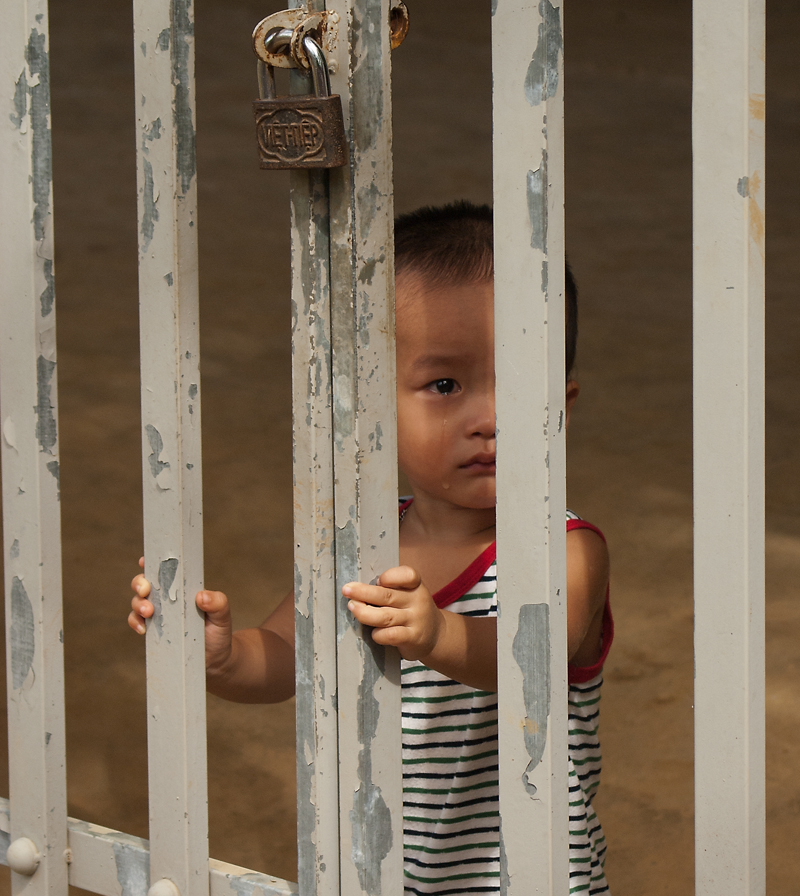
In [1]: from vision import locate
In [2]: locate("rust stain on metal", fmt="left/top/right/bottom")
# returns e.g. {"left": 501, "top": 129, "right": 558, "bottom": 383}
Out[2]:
{"left": 389, "top": 2, "right": 410, "bottom": 49}
{"left": 747, "top": 171, "right": 764, "bottom": 258}
{"left": 749, "top": 93, "right": 765, "bottom": 121}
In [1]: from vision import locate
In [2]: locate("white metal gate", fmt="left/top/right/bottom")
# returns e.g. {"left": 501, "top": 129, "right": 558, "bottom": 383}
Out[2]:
{"left": 0, "top": 1, "right": 766, "bottom": 895}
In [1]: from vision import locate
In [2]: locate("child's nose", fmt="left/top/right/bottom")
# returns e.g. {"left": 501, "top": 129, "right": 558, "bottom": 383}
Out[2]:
{"left": 471, "top": 393, "right": 496, "bottom": 438}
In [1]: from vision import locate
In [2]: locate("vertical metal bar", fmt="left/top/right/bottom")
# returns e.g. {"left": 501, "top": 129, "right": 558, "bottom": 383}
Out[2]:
{"left": 492, "top": 1, "right": 569, "bottom": 894}
{"left": 693, "top": 0, "right": 766, "bottom": 893}
{"left": 133, "top": 1, "right": 209, "bottom": 894}
{"left": 0, "top": 2, "right": 68, "bottom": 895}
{"left": 327, "top": 2, "right": 403, "bottom": 893}
{"left": 290, "top": 165, "right": 341, "bottom": 896}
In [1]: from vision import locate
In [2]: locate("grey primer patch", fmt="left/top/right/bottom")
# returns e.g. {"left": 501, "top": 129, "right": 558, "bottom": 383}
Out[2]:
{"left": 0, "top": 827, "right": 9, "bottom": 857}
{"left": 188, "top": 383, "right": 198, "bottom": 399}
{"left": 10, "top": 69, "right": 28, "bottom": 129}
{"left": 294, "top": 606, "right": 317, "bottom": 896}
{"left": 512, "top": 603, "right": 551, "bottom": 796}
{"left": 499, "top": 819, "right": 509, "bottom": 891}
{"left": 158, "top": 558, "right": 179, "bottom": 603}
{"left": 351, "top": 5, "right": 384, "bottom": 159}
{"left": 26, "top": 30, "right": 53, "bottom": 244}
{"left": 143, "top": 117, "right": 163, "bottom": 143}
{"left": 140, "top": 41, "right": 147, "bottom": 57}
{"left": 226, "top": 873, "right": 279, "bottom": 896}
{"left": 141, "top": 158, "right": 159, "bottom": 251}
{"left": 45, "top": 731, "right": 51, "bottom": 745}
{"left": 10, "top": 539, "right": 20, "bottom": 559}
{"left": 157, "top": 27, "right": 170, "bottom": 52}
{"left": 491, "top": 0, "right": 498, "bottom": 14}
{"left": 171, "top": 1, "right": 197, "bottom": 196}
{"left": 350, "top": 642, "right": 393, "bottom": 894}
{"left": 113, "top": 840, "right": 150, "bottom": 896}
{"left": 11, "top": 577, "right": 35, "bottom": 689}
{"left": 164, "top": 271, "right": 174, "bottom": 286}
{"left": 149, "top": 584, "right": 163, "bottom": 636}
{"left": 527, "top": 152, "right": 548, "bottom": 252}
{"left": 41, "top": 257, "right": 55, "bottom": 316}
{"left": 359, "top": 257, "right": 378, "bottom": 285}
{"left": 35, "top": 355, "right": 58, "bottom": 453}
{"left": 738, "top": 176, "right": 750, "bottom": 197}
{"left": 524, "top": 0, "right": 563, "bottom": 107}
{"left": 46, "top": 460, "right": 60, "bottom": 497}
{"left": 145, "top": 424, "right": 170, "bottom": 478}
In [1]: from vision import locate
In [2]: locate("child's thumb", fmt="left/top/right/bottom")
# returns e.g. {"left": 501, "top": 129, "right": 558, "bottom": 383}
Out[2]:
{"left": 195, "top": 590, "right": 231, "bottom": 625}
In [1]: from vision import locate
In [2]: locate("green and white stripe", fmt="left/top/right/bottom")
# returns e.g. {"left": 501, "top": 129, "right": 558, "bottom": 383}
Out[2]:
{"left": 401, "top": 543, "right": 609, "bottom": 895}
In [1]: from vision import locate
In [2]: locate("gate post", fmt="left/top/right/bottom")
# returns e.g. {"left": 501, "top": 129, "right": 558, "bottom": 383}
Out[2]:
{"left": 132, "top": 1, "right": 209, "bottom": 894}
{"left": 492, "top": 2, "right": 569, "bottom": 893}
{"left": 0, "top": 2, "right": 69, "bottom": 895}
{"left": 693, "top": 0, "right": 766, "bottom": 893}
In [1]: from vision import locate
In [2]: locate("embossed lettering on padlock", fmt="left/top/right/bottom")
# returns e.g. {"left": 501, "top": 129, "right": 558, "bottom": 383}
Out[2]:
{"left": 254, "top": 31, "right": 346, "bottom": 170}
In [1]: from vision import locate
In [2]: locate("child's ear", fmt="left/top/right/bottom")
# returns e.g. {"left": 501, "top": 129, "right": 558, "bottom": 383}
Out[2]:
{"left": 565, "top": 380, "right": 580, "bottom": 430}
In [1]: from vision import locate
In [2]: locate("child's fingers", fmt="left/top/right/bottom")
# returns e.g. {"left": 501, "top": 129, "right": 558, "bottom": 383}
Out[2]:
{"left": 347, "top": 598, "right": 403, "bottom": 630}
{"left": 131, "top": 573, "right": 151, "bottom": 598}
{"left": 195, "top": 589, "right": 232, "bottom": 624}
{"left": 377, "top": 565, "right": 421, "bottom": 591}
{"left": 342, "top": 581, "right": 396, "bottom": 608}
{"left": 131, "top": 594, "right": 154, "bottom": 618}
{"left": 128, "top": 608, "right": 147, "bottom": 634}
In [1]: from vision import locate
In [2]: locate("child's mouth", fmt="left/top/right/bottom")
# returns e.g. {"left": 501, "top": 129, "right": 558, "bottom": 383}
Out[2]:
{"left": 461, "top": 455, "right": 496, "bottom": 472}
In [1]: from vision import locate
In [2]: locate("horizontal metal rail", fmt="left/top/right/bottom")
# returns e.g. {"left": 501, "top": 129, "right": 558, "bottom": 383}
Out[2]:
{"left": 0, "top": 800, "right": 297, "bottom": 896}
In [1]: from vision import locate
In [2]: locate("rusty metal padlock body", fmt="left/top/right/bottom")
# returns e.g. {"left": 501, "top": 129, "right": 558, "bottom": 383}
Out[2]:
{"left": 254, "top": 93, "right": 346, "bottom": 169}
{"left": 254, "top": 31, "right": 346, "bottom": 170}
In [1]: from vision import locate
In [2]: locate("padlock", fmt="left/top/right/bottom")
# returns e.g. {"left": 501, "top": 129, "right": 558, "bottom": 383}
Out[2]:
{"left": 253, "top": 31, "right": 347, "bottom": 170}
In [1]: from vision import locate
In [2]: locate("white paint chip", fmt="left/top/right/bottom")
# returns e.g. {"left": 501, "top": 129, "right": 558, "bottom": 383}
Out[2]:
{"left": 3, "top": 417, "right": 17, "bottom": 450}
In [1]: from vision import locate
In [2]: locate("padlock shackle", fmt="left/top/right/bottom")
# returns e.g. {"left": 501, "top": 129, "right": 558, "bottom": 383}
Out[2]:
{"left": 301, "top": 35, "right": 331, "bottom": 99}
{"left": 256, "top": 29, "right": 331, "bottom": 102}
{"left": 257, "top": 28, "right": 292, "bottom": 100}
{"left": 263, "top": 27, "right": 293, "bottom": 56}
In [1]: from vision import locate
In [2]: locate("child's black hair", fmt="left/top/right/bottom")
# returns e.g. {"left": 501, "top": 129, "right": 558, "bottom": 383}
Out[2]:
{"left": 394, "top": 201, "right": 578, "bottom": 378}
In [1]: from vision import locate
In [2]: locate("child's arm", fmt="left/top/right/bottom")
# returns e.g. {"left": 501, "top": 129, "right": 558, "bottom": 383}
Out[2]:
{"left": 344, "top": 528, "right": 610, "bottom": 692}
{"left": 129, "top": 561, "right": 295, "bottom": 703}
{"left": 344, "top": 566, "right": 498, "bottom": 692}
{"left": 565, "top": 528, "right": 610, "bottom": 668}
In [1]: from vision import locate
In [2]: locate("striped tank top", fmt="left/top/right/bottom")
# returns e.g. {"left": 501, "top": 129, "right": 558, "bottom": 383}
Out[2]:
{"left": 401, "top": 508, "right": 613, "bottom": 896}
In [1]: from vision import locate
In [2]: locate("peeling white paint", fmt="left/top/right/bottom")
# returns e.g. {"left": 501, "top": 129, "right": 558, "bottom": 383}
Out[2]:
{"left": 3, "top": 417, "right": 18, "bottom": 450}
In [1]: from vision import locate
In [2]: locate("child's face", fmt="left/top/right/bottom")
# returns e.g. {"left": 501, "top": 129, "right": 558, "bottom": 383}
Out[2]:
{"left": 395, "top": 273, "right": 496, "bottom": 511}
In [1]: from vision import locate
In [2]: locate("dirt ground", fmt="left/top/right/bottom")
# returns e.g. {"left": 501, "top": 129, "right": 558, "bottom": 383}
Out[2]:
{"left": 1, "top": 1, "right": 798, "bottom": 894}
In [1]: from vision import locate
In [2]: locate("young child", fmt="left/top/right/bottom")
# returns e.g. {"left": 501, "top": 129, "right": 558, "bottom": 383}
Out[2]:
{"left": 129, "top": 202, "right": 612, "bottom": 895}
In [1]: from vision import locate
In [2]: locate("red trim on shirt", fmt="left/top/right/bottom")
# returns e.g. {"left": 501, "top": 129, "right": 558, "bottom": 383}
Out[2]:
{"left": 399, "top": 501, "right": 613, "bottom": 676}
{"left": 566, "top": 518, "right": 613, "bottom": 683}
{"left": 432, "top": 542, "right": 497, "bottom": 609}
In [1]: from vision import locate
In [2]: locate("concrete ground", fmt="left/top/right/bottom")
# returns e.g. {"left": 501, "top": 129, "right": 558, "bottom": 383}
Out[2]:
{"left": 0, "top": 1, "right": 798, "bottom": 894}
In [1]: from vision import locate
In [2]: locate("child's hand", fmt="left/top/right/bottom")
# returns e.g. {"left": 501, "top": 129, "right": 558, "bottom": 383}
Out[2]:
{"left": 128, "top": 558, "right": 234, "bottom": 676}
{"left": 343, "top": 566, "right": 444, "bottom": 662}
{"left": 129, "top": 557, "right": 152, "bottom": 634}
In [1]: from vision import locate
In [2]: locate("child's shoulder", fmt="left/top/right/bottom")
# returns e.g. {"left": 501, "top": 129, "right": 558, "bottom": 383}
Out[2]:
{"left": 566, "top": 508, "right": 607, "bottom": 543}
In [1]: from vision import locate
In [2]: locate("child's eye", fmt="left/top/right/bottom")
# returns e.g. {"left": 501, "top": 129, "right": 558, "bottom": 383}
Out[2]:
{"left": 429, "top": 378, "right": 459, "bottom": 395}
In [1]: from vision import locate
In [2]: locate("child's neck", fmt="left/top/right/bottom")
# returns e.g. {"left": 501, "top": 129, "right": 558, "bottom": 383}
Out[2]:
{"left": 399, "top": 492, "right": 496, "bottom": 596}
